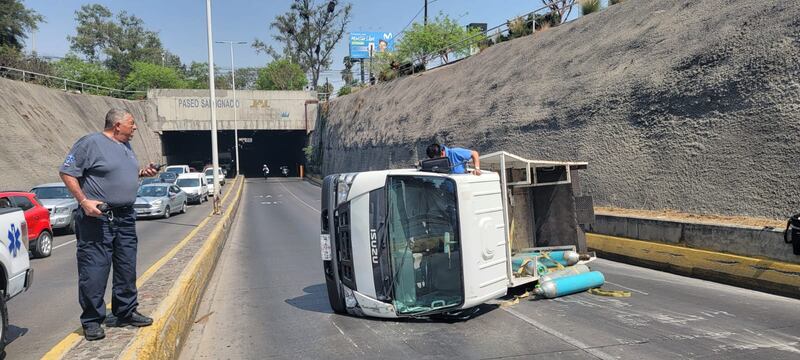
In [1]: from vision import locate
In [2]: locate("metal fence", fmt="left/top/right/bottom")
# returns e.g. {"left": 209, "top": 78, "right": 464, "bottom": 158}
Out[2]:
{"left": 0, "top": 65, "right": 146, "bottom": 99}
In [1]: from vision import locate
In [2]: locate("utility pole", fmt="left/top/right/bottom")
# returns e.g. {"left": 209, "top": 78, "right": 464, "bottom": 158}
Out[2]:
{"left": 424, "top": 0, "right": 428, "bottom": 26}
{"left": 205, "top": 0, "right": 221, "bottom": 214}
{"left": 216, "top": 40, "right": 247, "bottom": 177}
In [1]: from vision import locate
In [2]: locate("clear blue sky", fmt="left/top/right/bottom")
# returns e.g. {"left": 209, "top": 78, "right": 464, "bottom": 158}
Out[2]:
{"left": 22, "top": 0, "right": 594, "bottom": 88}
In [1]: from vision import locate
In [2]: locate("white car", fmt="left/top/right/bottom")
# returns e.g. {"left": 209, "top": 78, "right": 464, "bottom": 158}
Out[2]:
{"left": 176, "top": 173, "right": 209, "bottom": 204}
{"left": 204, "top": 167, "right": 225, "bottom": 195}
{"left": 164, "top": 165, "right": 191, "bottom": 176}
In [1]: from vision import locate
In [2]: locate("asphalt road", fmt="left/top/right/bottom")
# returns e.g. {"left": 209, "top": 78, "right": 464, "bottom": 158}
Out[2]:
{"left": 5, "top": 197, "right": 215, "bottom": 360}
{"left": 181, "top": 179, "right": 800, "bottom": 360}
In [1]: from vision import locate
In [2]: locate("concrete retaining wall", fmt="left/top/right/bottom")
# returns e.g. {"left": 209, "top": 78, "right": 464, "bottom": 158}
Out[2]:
{"left": 0, "top": 78, "right": 162, "bottom": 190}
{"left": 588, "top": 215, "right": 798, "bottom": 264}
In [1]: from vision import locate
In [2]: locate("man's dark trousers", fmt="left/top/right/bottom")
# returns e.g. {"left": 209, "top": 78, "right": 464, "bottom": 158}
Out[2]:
{"left": 75, "top": 207, "right": 138, "bottom": 326}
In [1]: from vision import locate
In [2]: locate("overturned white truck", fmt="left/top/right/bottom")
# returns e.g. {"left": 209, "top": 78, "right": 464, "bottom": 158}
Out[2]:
{"left": 320, "top": 152, "right": 596, "bottom": 318}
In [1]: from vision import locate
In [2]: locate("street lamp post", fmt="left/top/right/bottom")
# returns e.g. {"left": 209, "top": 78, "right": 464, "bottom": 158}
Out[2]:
{"left": 205, "top": 0, "right": 221, "bottom": 214}
{"left": 216, "top": 40, "right": 247, "bottom": 177}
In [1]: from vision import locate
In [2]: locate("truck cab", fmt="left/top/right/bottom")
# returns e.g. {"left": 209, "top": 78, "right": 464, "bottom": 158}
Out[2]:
{"left": 321, "top": 152, "right": 594, "bottom": 318}
{"left": 0, "top": 207, "right": 34, "bottom": 351}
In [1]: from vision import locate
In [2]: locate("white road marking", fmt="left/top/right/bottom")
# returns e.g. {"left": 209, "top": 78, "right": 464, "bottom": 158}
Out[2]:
{"left": 53, "top": 238, "right": 77, "bottom": 250}
{"left": 279, "top": 182, "right": 320, "bottom": 213}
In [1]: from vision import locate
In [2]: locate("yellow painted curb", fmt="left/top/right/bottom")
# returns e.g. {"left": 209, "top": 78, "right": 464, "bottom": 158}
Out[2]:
{"left": 40, "top": 180, "right": 240, "bottom": 360}
{"left": 587, "top": 233, "right": 800, "bottom": 290}
{"left": 118, "top": 175, "right": 244, "bottom": 360}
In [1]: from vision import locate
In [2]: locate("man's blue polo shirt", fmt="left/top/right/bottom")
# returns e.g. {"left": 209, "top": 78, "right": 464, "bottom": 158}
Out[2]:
{"left": 443, "top": 146, "right": 473, "bottom": 174}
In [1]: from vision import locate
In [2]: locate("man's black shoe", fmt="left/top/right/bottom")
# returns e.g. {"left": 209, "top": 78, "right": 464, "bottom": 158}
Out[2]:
{"left": 83, "top": 323, "right": 105, "bottom": 341}
{"left": 108, "top": 310, "right": 153, "bottom": 327}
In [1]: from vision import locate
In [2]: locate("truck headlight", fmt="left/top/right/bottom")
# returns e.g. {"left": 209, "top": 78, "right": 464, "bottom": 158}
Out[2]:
{"left": 336, "top": 173, "right": 357, "bottom": 206}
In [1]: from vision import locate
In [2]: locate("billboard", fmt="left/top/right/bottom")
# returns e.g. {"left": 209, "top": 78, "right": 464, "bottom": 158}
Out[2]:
{"left": 349, "top": 32, "right": 395, "bottom": 59}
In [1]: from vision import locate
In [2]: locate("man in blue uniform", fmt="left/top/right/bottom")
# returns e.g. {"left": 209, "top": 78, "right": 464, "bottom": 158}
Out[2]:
{"left": 59, "top": 109, "right": 158, "bottom": 341}
{"left": 426, "top": 143, "right": 482, "bottom": 175}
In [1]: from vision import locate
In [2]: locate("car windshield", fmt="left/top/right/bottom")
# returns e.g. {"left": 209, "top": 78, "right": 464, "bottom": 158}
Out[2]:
{"left": 386, "top": 175, "right": 463, "bottom": 315}
{"left": 140, "top": 178, "right": 160, "bottom": 185}
{"left": 159, "top": 173, "right": 177, "bottom": 182}
{"left": 165, "top": 167, "right": 184, "bottom": 174}
{"left": 31, "top": 186, "right": 73, "bottom": 199}
{"left": 177, "top": 178, "right": 199, "bottom": 187}
{"left": 138, "top": 186, "right": 168, "bottom": 197}
{"left": 204, "top": 169, "right": 214, "bottom": 176}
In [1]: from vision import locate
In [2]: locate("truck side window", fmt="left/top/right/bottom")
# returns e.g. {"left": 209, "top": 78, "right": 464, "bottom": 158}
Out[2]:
{"left": 11, "top": 196, "right": 34, "bottom": 211}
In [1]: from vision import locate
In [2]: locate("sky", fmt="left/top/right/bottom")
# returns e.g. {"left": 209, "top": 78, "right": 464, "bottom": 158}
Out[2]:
{"left": 22, "top": 0, "right": 593, "bottom": 89}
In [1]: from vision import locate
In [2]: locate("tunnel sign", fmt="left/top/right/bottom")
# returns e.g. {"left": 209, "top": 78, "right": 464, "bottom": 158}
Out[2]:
{"left": 239, "top": 137, "right": 253, "bottom": 143}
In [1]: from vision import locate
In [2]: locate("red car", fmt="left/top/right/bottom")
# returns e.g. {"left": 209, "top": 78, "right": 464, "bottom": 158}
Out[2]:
{"left": 0, "top": 191, "right": 53, "bottom": 258}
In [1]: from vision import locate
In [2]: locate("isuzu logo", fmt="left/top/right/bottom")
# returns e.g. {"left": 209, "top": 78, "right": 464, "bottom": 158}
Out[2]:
{"left": 370, "top": 229, "right": 378, "bottom": 264}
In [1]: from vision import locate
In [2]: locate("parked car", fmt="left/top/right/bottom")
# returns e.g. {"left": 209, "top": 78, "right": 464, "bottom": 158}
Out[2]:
{"left": 176, "top": 173, "right": 208, "bottom": 204}
{"left": 0, "top": 191, "right": 53, "bottom": 258}
{"left": 30, "top": 182, "right": 78, "bottom": 234}
{"left": 134, "top": 184, "right": 187, "bottom": 219}
{"left": 139, "top": 178, "right": 162, "bottom": 186}
{"left": 0, "top": 207, "right": 33, "bottom": 354}
{"left": 158, "top": 172, "right": 178, "bottom": 184}
{"left": 164, "top": 165, "right": 190, "bottom": 176}
{"left": 204, "top": 167, "right": 226, "bottom": 194}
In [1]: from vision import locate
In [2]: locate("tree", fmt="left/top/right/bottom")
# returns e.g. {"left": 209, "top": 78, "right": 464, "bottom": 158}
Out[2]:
{"left": 340, "top": 56, "right": 354, "bottom": 85}
{"left": 395, "top": 13, "right": 484, "bottom": 67}
{"left": 256, "top": 59, "right": 307, "bottom": 90}
{"left": 68, "top": 4, "right": 178, "bottom": 78}
{"left": 125, "top": 61, "right": 187, "bottom": 91}
{"left": 253, "top": 0, "right": 352, "bottom": 88}
{"left": 541, "top": 0, "right": 575, "bottom": 24}
{"left": 316, "top": 80, "right": 333, "bottom": 95}
{"left": 0, "top": 0, "right": 44, "bottom": 50}
{"left": 184, "top": 61, "right": 230, "bottom": 89}
{"left": 52, "top": 55, "right": 119, "bottom": 91}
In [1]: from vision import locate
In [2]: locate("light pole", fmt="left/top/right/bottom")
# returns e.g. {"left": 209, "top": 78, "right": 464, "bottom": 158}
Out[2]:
{"left": 205, "top": 0, "right": 221, "bottom": 214}
{"left": 216, "top": 40, "right": 247, "bottom": 177}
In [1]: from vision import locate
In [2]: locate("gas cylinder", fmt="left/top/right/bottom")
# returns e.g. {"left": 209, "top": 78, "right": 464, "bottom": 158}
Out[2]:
{"left": 535, "top": 271, "right": 605, "bottom": 299}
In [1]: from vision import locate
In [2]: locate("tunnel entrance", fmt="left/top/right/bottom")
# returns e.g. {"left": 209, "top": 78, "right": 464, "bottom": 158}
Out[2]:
{"left": 161, "top": 130, "right": 308, "bottom": 177}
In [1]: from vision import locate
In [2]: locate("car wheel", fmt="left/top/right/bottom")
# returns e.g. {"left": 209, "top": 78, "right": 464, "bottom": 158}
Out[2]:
{"left": 163, "top": 206, "right": 171, "bottom": 219}
{"left": 32, "top": 230, "right": 52, "bottom": 258}
{"left": 0, "top": 292, "right": 7, "bottom": 356}
{"left": 180, "top": 201, "right": 187, "bottom": 214}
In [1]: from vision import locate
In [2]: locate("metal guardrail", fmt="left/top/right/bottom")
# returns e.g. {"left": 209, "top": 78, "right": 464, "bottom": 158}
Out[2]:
{"left": 0, "top": 65, "right": 146, "bottom": 98}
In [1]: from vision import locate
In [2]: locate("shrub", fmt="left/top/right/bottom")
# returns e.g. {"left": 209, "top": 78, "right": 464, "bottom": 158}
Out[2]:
{"left": 337, "top": 85, "right": 351, "bottom": 96}
{"left": 581, "top": 0, "right": 602, "bottom": 15}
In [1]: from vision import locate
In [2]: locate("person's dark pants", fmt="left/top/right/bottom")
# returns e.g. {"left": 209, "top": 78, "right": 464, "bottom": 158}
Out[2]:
{"left": 75, "top": 206, "right": 138, "bottom": 326}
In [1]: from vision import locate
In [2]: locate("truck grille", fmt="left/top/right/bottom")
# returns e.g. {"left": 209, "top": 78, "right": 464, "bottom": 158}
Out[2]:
{"left": 335, "top": 204, "right": 356, "bottom": 290}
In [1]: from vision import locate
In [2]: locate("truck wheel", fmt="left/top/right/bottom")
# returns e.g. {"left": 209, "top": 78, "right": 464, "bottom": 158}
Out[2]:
{"left": 32, "top": 230, "right": 52, "bottom": 258}
{"left": 325, "top": 278, "right": 347, "bottom": 314}
{"left": 163, "top": 206, "right": 171, "bottom": 219}
{"left": 0, "top": 293, "right": 7, "bottom": 355}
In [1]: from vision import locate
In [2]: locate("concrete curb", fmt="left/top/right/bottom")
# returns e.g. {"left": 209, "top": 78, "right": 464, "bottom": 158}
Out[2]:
{"left": 118, "top": 176, "right": 244, "bottom": 359}
{"left": 587, "top": 233, "right": 800, "bottom": 299}
{"left": 304, "top": 174, "right": 323, "bottom": 186}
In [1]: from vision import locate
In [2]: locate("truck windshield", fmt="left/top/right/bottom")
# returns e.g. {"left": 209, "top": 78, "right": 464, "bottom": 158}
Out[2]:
{"left": 387, "top": 175, "right": 463, "bottom": 315}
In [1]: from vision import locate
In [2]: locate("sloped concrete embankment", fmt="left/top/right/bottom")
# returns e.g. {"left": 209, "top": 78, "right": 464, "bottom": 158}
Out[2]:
{"left": 314, "top": 0, "right": 800, "bottom": 220}
{"left": 0, "top": 78, "right": 162, "bottom": 189}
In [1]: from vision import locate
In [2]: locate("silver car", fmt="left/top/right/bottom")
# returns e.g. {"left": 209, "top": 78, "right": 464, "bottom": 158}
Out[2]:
{"left": 30, "top": 182, "right": 78, "bottom": 233}
{"left": 134, "top": 184, "right": 188, "bottom": 219}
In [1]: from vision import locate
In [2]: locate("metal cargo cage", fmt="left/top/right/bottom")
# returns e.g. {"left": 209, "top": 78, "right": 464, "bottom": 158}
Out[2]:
{"left": 479, "top": 151, "right": 595, "bottom": 287}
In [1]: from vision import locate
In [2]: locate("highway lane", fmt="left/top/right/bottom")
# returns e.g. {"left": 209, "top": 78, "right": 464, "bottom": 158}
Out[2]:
{"left": 181, "top": 179, "right": 800, "bottom": 360}
{"left": 5, "top": 198, "right": 215, "bottom": 360}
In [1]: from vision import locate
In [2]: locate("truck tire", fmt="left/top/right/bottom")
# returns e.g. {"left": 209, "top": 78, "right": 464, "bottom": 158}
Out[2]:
{"left": 0, "top": 293, "right": 7, "bottom": 356}
{"left": 325, "top": 277, "right": 347, "bottom": 314}
{"left": 32, "top": 230, "right": 52, "bottom": 258}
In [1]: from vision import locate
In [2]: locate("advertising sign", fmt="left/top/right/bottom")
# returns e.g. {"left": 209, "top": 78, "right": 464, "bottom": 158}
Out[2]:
{"left": 349, "top": 32, "right": 395, "bottom": 59}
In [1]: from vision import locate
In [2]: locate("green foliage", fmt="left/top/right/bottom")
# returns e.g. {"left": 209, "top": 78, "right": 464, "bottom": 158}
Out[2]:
{"left": 303, "top": 145, "right": 314, "bottom": 163}
{"left": 254, "top": 0, "right": 352, "bottom": 88}
{"left": 124, "top": 61, "right": 187, "bottom": 91}
{"left": 0, "top": 0, "right": 44, "bottom": 50}
{"left": 341, "top": 56, "right": 355, "bottom": 85}
{"left": 610, "top": 0, "right": 624, "bottom": 4}
{"left": 395, "top": 12, "right": 484, "bottom": 67}
{"left": 337, "top": 85, "right": 351, "bottom": 96}
{"left": 52, "top": 55, "right": 119, "bottom": 91}
{"left": 316, "top": 81, "right": 333, "bottom": 95}
{"left": 68, "top": 4, "right": 178, "bottom": 78}
{"left": 256, "top": 59, "right": 307, "bottom": 90}
{"left": 580, "top": 0, "right": 602, "bottom": 15}
{"left": 508, "top": 15, "right": 534, "bottom": 40}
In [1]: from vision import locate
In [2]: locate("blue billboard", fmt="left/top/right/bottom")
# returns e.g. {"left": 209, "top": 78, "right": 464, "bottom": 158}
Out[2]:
{"left": 349, "top": 32, "right": 395, "bottom": 59}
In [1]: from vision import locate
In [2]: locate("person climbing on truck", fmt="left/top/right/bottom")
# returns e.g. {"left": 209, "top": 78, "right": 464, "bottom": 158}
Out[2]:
{"left": 425, "top": 143, "right": 481, "bottom": 175}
